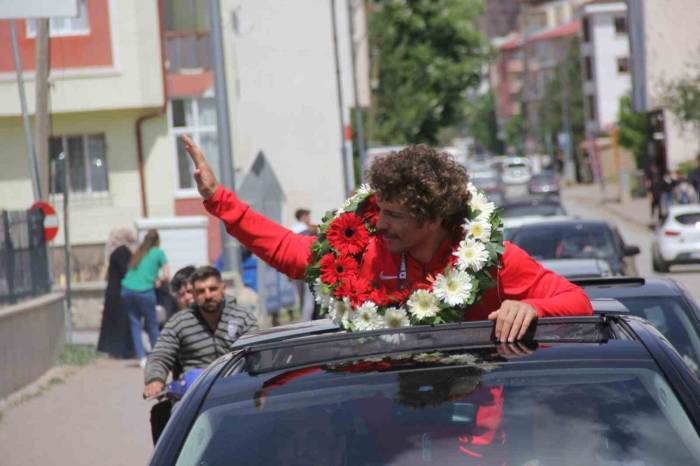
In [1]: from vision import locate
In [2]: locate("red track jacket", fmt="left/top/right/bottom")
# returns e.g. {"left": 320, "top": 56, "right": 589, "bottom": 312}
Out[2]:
{"left": 204, "top": 186, "right": 592, "bottom": 319}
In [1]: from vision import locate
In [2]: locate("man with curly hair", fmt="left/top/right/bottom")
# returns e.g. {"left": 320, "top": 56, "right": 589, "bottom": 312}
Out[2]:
{"left": 182, "top": 135, "right": 591, "bottom": 341}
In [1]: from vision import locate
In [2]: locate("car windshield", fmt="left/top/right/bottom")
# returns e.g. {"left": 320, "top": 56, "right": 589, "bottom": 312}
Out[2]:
{"left": 510, "top": 225, "right": 615, "bottom": 260}
{"left": 501, "top": 203, "right": 565, "bottom": 218}
{"left": 617, "top": 296, "right": 700, "bottom": 375}
{"left": 175, "top": 346, "right": 700, "bottom": 466}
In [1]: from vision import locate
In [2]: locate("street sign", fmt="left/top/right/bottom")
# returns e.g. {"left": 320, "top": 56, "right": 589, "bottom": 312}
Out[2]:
{"left": 31, "top": 200, "right": 58, "bottom": 241}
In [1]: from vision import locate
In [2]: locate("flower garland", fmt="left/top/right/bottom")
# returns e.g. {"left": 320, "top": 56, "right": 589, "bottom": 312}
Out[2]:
{"left": 305, "top": 183, "right": 504, "bottom": 332}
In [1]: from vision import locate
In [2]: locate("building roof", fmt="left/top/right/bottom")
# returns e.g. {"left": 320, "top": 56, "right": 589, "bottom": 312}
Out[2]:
{"left": 529, "top": 20, "right": 580, "bottom": 42}
{"left": 499, "top": 34, "right": 524, "bottom": 51}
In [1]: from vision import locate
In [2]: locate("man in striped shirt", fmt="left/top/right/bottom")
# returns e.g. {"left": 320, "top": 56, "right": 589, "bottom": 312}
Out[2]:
{"left": 143, "top": 266, "right": 258, "bottom": 398}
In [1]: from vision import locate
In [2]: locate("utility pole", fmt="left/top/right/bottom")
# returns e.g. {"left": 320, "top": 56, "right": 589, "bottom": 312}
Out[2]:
{"left": 208, "top": 0, "right": 240, "bottom": 274}
{"left": 558, "top": 49, "right": 576, "bottom": 183}
{"left": 35, "top": 19, "right": 51, "bottom": 199}
{"left": 10, "top": 21, "right": 41, "bottom": 201}
{"left": 330, "top": 0, "right": 352, "bottom": 196}
{"left": 346, "top": 0, "right": 367, "bottom": 182}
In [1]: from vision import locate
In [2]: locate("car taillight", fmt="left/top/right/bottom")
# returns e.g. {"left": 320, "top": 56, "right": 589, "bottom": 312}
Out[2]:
{"left": 664, "top": 230, "right": 681, "bottom": 237}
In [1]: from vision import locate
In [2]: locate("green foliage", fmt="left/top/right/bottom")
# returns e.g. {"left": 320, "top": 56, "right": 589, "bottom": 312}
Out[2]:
{"left": 57, "top": 344, "right": 103, "bottom": 366}
{"left": 466, "top": 90, "right": 505, "bottom": 155}
{"left": 661, "top": 65, "right": 700, "bottom": 135}
{"left": 617, "top": 94, "right": 649, "bottom": 168}
{"left": 537, "top": 39, "right": 585, "bottom": 157}
{"left": 368, "top": 0, "right": 489, "bottom": 145}
{"left": 504, "top": 114, "right": 525, "bottom": 153}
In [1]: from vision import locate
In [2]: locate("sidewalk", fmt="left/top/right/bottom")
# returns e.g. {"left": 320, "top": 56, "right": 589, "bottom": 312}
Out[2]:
{"left": 563, "top": 182, "right": 653, "bottom": 229}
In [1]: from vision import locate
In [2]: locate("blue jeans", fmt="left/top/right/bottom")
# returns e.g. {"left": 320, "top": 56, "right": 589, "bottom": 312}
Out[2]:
{"left": 121, "top": 288, "right": 160, "bottom": 359}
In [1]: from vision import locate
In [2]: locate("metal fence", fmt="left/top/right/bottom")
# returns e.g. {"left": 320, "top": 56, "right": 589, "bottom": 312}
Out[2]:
{"left": 0, "top": 209, "right": 50, "bottom": 304}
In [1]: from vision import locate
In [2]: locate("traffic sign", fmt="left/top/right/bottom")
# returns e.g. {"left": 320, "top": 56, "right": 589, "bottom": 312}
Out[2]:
{"left": 31, "top": 200, "right": 59, "bottom": 241}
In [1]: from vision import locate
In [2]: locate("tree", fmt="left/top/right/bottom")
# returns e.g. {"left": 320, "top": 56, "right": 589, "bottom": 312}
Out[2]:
{"left": 536, "top": 39, "right": 584, "bottom": 160}
{"left": 367, "top": 0, "right": 490, "bottom": 145}
{"left": 661, "top": 64, "right": 700, "bottom": 138}
{"left": 617, "top": 94, "right": 649, "bottom": 169}
{"left": 504, "top": 114, "right": 525, "bottom": 154}
{"left": 465, "top": 90, "right": 504, "bottom": 155}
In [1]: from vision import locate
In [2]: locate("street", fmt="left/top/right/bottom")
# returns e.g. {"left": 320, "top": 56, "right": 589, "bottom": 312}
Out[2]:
{"left": 1, "top": 183, "right": 699, "bottom": 466}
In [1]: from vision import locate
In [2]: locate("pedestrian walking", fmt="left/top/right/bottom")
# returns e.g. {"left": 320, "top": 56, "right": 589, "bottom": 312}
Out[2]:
{"left": 646, "top": 165, "right": 665, "bottom": 223}
{"left": 97, "top": 227, "right": 137, "bottom": 359}
{"left": 121, "top": 229, "right": 169, "bottom": 368}
{"left": 688, "top": 154, "right": 700, "bottom": 195}
{"left": 672, "top": 170, "right": 698, "bottom": 204}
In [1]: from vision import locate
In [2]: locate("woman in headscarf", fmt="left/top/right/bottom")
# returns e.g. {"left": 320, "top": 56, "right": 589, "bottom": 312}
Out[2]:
{"left": 97, "top": 227, "right": 137, "bottom": 358}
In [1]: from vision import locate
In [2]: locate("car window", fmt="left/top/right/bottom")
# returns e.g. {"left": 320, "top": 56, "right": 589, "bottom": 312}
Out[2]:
{"left": 175, "top": 357, "right": 700, "bottom": 466}
{"left": 510, "top": 226, "right": 615, "bottom": 260}
{"left": 501, "top": 203, "right": 565, "bottom": 218}
{"left": 617, "top": 296, "right": 700, "bottom": 375}
{"left": 676, "top": 213, "right": 700, "bottom": 225}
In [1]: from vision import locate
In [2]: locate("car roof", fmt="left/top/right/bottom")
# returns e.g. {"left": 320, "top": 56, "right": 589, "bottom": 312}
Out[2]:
{"left": 511, "top": 218, "right": 609, "bottom": 230}
{"left": 572, "top": 276, "right": 684, "bottom": 298}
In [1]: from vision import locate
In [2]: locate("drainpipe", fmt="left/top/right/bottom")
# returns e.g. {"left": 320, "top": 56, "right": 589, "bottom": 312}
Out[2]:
{"left": 135, "top": 0, "right": 168, "bottom": 217}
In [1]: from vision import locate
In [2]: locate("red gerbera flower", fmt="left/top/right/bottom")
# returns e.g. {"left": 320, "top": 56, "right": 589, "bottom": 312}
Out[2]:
{"left": 335, "top": 275, "right": 373, "bottom": 306}
{"left": 320, "top": 254, "right": 359, "bottom": 285}
{"left": 360, "top": 195, "right": 379, "bottom": 227}
{"left": 327, "top": 212, "right": 370, "bottom": 256}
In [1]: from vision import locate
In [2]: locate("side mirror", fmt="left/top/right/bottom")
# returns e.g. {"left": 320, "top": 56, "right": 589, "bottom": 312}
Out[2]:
{"left": 624, "top": 245, "right": 641, "bottom": 256}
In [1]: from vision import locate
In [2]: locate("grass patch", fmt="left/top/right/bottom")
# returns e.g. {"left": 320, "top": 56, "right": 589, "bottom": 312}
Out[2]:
{"left": 57, "top": 344, "right": 103, "bottom": 366}
{"left": 48, "top": 377, "right": 64, "bottom": 386}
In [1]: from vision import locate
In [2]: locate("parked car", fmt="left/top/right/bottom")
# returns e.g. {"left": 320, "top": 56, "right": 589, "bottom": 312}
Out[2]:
{"left": 575, "top": 276, "right": 700, "bottom": 376}
{"left": 508, "top": 220, "right": 640, "bottom": 276}
{"left": 501, "top": 196, "right": 569, "bottom": 231}
{"left": 652, "top": 204, "right": 700, "bottom": 272}
{"left": 538, "top": 258, "right": 613, "bottom": 279}
{"left": 501, "top": 156, "right": 532, "bottom": 185}
{"left": 150, "top": 316, "right": 700, "bottom": 466}
{"left": 527, "top": 171, "right": 560, "bottom": 195}
{"left": 469, "top": 168, "right": 506, "bottom": 206}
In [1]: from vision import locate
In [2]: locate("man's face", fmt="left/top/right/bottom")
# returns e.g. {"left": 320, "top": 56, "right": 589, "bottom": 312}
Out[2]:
{"left": 192, "top": 276, "right": 226, "bottom": 314}
{"left": 175, "top": 283, "right": 194, "bottom": 310}
{"left": 375, "top": 197, "right": 440, "bottom": 253}
{"left": 300, "top": 213, "right": 311, "bottom": 225}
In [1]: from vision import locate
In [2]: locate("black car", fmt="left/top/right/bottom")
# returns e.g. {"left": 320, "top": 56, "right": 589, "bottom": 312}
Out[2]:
{"left": 151, "top": 316, "right": 700, "bottom": 465}
{"left": 575, "top": 276, "right": 700, "bottom": 377}
{"left": 508, "top": 220, "right": 640, "bottom": 276}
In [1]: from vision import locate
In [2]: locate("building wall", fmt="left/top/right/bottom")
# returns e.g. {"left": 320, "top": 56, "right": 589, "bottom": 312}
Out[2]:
{"left": 221, "top": 0, "right": 358, "bottom": 227}
{"left": 0, "top": 0, "right": 164, "bottom": 115}
{"left": 0, "top": 110, "right": 172, "bottom": 246}
{"left": 584, "top": 3, "right": 630, "bottom": 132}
{"left": 643, "top": 0, "right": 700, "bottom": 167}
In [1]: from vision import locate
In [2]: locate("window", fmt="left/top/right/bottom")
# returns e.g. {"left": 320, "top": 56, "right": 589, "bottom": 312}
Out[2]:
{"left": 582, "top": 17, "right": 590, "bottom": 43}
{"left": 49, "top": 134, "right": 109, "bottom": 194}
{"left": 614, "top": 16, "right": 627, "bottom": 35}
{"left": 26, "top": 0, "right": 89, "bottom": 37}
{"left": 170, "top": 97, "right": 219, "bottom": 192}
{"left": 584, "top": 56, "right": 594, "bottom": 81}
{"left": 587, "top": 95, "right": 597, "bottom": 121}
{"left": 617, "top": 57, "right": 630, "bottom": 74}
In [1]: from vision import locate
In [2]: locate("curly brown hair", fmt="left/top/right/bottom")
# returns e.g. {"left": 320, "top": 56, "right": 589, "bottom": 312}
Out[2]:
{"left": 367, "top": 144, "right": 470, "bottom": 232}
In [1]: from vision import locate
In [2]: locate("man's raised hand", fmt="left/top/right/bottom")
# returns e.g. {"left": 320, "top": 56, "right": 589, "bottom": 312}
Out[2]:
{"left": 181, "top": 134, "right": 218, "bottom": 200}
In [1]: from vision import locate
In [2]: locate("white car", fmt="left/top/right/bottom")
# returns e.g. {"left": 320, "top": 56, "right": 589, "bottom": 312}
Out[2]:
{"left": 652, "top": 204, "right": 700, "bottom": 272}
{"left": 501, "top": 157, "right": 532, "bottom": 185}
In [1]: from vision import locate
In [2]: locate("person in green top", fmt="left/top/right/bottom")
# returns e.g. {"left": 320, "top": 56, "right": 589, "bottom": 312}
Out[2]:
{"left": 121, "top": 229, "right": 170, "bottom": 367}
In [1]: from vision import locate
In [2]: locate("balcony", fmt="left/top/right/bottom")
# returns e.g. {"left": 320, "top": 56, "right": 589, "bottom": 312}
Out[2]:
{"left": 165, "top": 31, "right": 212, "bottom": 72}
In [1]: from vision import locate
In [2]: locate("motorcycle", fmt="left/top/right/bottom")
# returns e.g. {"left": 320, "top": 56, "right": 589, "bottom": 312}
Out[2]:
{"left": 148, "top": 368, "right": 204, "bottom": 445}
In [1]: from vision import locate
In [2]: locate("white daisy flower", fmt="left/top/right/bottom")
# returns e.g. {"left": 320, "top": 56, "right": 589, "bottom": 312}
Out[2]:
{"left": 413, "top": 352, "right": 444, "bottom": 363}
{"left": 470, "top": 191, "right": 495, "bottom": 220}
{"left": 439, "top": 353, "right": 478, "bottom": 365}
{"left": 463, "top": 218, "right": 492, "bottom": 242}
{"left": 352, "top": 301, "right": 384, "bottom": 331}
{"left": 383, "top": 307, "right": 410, "bottom": 329}
{"left": 432, "top": 270, "right": 473, "bottom": 307}
{"left": 329, "top": 298, "right": 353, "bottom": 329}
{"left": 313, "top": 279, "right": 332, "bottom": 308}
{"left": 454, "top": 238, "right": 490, "bottom": 271}
{"left": 356, "top": 184, "right": 374, "bottom": 199}
{"left": 406, "top": 290, "right": 440, "bottom": 320}
{"left": 467, "top": 182, "right": 478, "bottom": 197}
